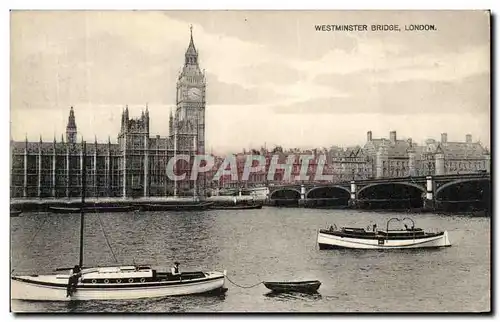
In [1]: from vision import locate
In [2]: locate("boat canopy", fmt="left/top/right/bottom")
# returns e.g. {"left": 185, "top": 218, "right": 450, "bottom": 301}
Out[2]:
{"left": 377, "top": 230, "right": 426, "bottom": 236}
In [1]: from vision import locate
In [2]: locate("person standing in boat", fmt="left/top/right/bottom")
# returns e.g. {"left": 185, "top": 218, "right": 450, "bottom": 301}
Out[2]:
{"left": 66, "top": 265, "right": 82, "bottom": 297}
{"left": 171, "top": 262, "right": 181, "bottom": 275}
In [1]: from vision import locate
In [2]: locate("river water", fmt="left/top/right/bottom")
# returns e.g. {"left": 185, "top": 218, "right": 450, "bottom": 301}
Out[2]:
{"left": 10, "top": 207, "right": 490, "bottom": 313}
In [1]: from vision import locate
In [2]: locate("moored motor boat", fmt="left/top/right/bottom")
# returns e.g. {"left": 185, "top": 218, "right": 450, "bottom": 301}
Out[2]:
{"left": 49, "top": 206, "right": 136, "bottom": 214}
{"left": 317, "top": 217, "right": 451, "bottom": 250}
{"left": 210, "top": 203, "right": 263, "bottom": 210}
{"left": 137, "top": 202, "right": 213, "bottom": 212}
{"left": 263, "top": 280, "right": 321, "bottom": 293}
{"left": 10, "top": 210, "right": 22, "bottom": 217}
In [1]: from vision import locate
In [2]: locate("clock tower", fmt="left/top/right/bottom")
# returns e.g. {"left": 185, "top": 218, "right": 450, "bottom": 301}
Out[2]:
{"left": 175, "top": 25, "right": 206, "bottom": 155}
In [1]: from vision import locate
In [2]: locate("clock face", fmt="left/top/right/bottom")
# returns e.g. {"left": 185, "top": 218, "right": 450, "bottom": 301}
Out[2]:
{"left": 188, "top": 88, "right": 202, "bottom": 101}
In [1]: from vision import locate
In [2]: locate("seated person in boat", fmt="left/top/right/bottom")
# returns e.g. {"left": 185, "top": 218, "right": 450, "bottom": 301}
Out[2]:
{"left": 171, "top": 262, "right": 181, "bottom": 275}
{"left": 66, "top": 265, "right": 82, "bottom": 297}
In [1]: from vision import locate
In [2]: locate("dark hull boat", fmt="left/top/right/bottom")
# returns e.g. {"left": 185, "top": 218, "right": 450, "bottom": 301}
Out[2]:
{"left": 10, "top": 210, "right": 22, "bottom": 217}
{"left": 49, "top": 205, "right": 136, "bottom": 214}
{"left": 137, "top": 202, "right": 213, "bottom": 212}
{"left": 264, "top": 280, "right": 321, "bottom": 293}
{"left": 210, "top": 203, "right": 263, "bottom": 210}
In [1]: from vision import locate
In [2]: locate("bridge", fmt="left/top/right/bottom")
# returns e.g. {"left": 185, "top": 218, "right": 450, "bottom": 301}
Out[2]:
{"left": 266, "top": 173, "right": 491, "bottom": 210}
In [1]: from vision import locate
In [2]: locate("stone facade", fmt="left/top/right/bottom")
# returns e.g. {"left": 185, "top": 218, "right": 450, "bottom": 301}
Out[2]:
{"left": 364, "top": 131, "right": 490, "bottom": 179}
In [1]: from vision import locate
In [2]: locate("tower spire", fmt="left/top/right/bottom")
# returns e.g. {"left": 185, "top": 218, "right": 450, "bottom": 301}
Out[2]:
{"left": 66, "top": 106, "right": 77, "bottom": 144}
{"left": 169, "top": 108, "right": 174, "bottom": 136}
{"left": 185, "top": 25, "right": 198, "bottom": 65}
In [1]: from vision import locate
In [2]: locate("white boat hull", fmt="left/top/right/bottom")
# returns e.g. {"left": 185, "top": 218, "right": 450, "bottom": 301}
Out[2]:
{"left": 317, "top": 231, "right": 451, "bottom": 250}
{"left": 11, "top": 271, "right": 226, "bottom": 301}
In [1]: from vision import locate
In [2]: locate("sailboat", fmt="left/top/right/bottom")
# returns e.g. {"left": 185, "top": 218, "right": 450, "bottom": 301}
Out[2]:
{"left": 11, "top": 141, "right": 227, "bottom": 301}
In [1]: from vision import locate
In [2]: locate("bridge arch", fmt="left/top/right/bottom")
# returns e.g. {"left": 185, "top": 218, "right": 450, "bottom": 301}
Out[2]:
{"left": 269, "top": 188, "right": 301, "bottom": 200}
{"left": 434, "top": 178, "right": 490, "bottom": 212}
{"left": 357, "top": 182, "right": 426, "bottom": 209}
{"left": 357, "top": 182, "right": 426, "bottom": 198}
{"left": 435, "top": 178, "right": 491, "bottom": 197}
{"left": 305, "top": 185, "right": 350, "bottom": 208}
{"left": 306, "top": 185, "right": 350, "bottom": 198}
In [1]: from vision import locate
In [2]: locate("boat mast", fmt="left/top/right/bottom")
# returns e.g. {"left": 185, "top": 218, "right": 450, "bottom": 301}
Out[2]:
{"left": 193, "top": 118, "right": 198, "bottom": 201}
{"left": 173, "top": 111, "right": 177, "bottom": 197}
{"left": 79, "top": 140, "right": 86, "bottom": 268}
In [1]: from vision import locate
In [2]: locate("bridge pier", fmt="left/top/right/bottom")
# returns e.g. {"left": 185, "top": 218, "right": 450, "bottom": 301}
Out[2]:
{"left": 298, "top": 184, "right": 306, "bottom": 207}
{"left": 423, "top": 176, "right": 435, "bottom": 211}
{"left": 348, "top": 181, "right": 357, "bottom": 208}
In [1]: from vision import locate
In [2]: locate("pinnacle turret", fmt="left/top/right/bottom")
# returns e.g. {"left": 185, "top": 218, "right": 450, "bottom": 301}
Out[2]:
{"left": 66, "top": 106, "right": 77, "bottom": 144}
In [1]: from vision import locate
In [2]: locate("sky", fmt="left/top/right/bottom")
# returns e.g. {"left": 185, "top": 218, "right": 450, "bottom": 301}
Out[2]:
{"left": 10, "top": 10, "right": 490, "bottom": 154}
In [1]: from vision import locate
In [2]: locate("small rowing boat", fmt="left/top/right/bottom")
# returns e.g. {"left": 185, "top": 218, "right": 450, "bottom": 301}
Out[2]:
{"left": 263, "top": 280, "right": 321, "bottom": 293}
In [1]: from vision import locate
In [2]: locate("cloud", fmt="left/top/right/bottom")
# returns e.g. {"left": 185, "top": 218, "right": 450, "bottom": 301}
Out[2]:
{"left": 237, "top": 62, "right": 306, "bottom": 85}
{"left": 205, "top": 73, "right": 288, "bottom": 105}
{"left": 273, "top": 73, "right": 490, "bottom": 115}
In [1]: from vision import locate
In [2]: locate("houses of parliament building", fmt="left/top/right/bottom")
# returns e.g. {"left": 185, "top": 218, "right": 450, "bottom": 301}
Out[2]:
{"left": 10, "top": 28, "right": 206, "bottom": 198}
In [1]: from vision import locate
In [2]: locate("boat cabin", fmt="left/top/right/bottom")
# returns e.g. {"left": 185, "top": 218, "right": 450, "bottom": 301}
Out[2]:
{"left": 82, "top": 266, "right": 153, "bottom": 281}
{"left": 341, "top": 227, "right": 371, "bottom": 234}
{"left": 56, "top": 265, "right": 208, "bottom": 284}
{"left": 320, "top": 225, "right": 437, "bottom": 239}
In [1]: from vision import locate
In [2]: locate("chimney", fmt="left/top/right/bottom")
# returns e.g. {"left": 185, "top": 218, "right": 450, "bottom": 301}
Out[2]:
{"left": 441, "top": 133, "right": 448, "bottom": 144}
{"left": 367, "top": 131, "right": 372, "bottom": 142}
{"left": 407, "top": 138, "right": 412, "bottom": 146}
{"left": 466, "top": 134, "right": 472, "bottom": 143}
{"left": 390, "top": 131, "right": 397, "bottom": 143}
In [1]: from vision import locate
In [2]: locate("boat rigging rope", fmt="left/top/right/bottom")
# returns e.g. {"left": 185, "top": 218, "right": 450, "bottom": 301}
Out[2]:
{"left": 225, "top": 275, "right": 264, "bottom": 288}
{"left": 96, "top": 215, "right": 119, "bottom": 264}
{"left": 11, "top": 213, "right": 49, "bottom": 274}
{"left": 26, "top": 213, "right": 49, "bottom": 249}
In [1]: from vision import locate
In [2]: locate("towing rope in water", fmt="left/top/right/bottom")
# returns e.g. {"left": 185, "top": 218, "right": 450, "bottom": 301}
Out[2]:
{"left": 225, "top": 275, "right": 264, "bottom": 288}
